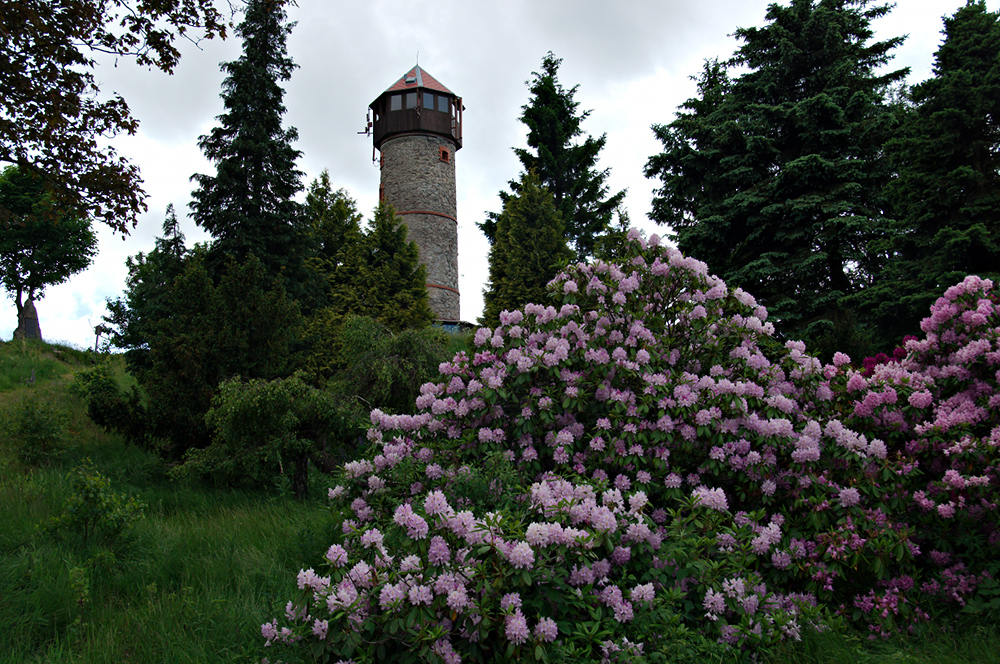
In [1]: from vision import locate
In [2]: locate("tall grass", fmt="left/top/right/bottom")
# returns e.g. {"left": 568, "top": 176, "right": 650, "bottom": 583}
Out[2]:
{"left": 0, "top": 342, "right": 335, "bottom": 663}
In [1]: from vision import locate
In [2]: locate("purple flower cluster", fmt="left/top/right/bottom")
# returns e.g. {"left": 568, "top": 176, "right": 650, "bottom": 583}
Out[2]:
{"left": 263, "top": 233, "right": 1000, "bottom": 659}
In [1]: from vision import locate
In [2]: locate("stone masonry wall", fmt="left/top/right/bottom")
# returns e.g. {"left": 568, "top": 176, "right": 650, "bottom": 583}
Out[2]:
{"left": 380, "top": 134, "right": 460, "bottom": 322}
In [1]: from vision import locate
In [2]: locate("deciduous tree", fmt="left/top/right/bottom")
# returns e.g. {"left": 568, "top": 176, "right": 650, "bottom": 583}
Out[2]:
{"left": 0, "top": 165, "right": 97, "bottom": 340}
{"left": 0, "top": 0, "right": 225, "bottom": 233}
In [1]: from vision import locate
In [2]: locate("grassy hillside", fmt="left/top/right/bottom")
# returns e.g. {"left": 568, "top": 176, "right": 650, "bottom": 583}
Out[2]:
{"left": 0, "top": 340, "right": 333, "bottom": 664}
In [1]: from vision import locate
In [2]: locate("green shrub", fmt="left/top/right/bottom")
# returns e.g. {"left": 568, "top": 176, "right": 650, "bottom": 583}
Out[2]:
{"left": 329, "top": 314, "right": 451, "bottom": 414}
{"left": 3, "top": 396, "right": 67, "bottom": 465}
{"left": 176, "top": 372, "right": 353, "bottom": 497}
{"left": 47, "top": 460, "right": 145, "bottom": 550}
{"left": 73, "top": 361, "right": 150, "bottom": 447}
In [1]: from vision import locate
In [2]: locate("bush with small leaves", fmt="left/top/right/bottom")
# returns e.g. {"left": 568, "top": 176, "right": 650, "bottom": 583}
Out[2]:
{"left": 47, "top": 460, "right": 145, "bottom": 550}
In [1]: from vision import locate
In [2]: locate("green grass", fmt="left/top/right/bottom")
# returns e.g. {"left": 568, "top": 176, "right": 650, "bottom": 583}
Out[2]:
{"left": 0, "top": 342, "right": 336, "bottom": 663}
{"left": 762, "top": 620, "right": 1000, "bottom": 664}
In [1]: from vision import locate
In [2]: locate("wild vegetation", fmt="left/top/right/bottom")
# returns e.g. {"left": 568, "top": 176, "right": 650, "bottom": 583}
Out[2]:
{"left": 2, "top": 0, "right": 999, "bottom": 662}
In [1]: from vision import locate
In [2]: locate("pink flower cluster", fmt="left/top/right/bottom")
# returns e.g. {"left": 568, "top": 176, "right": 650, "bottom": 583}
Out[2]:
{"left": 264, "top": 232, "right": 1000, "bottom": 659}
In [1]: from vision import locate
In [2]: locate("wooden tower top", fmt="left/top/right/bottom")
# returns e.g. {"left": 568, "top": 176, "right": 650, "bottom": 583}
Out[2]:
{"left": 368, "top": 65, "right": 463, "bottom": 150}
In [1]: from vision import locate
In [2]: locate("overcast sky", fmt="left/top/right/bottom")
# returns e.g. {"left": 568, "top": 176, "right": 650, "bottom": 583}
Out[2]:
{"left": 5, "top": 0, "right": 996, "bottom": 348}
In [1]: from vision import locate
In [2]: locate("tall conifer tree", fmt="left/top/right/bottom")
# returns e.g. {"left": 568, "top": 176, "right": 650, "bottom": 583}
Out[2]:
{"left": 481, "top": 171, "right": 571, "bottom": 327}
{"left": 646, "top": 0, "right": 905, "bottom": 358}
{"left": 863, "top": 1, "right": 1000, "bottom": 344}
{"left": 480, "top": 53, "right": 625, "bottom": 261}
{"left": 189, "top": 0, "right": 306, "bottom": 286}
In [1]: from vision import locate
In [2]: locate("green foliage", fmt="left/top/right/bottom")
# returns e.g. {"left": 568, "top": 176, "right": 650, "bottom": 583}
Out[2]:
{"left": 141, "top": 253, "right": 303, "bottom": 458}
{"left": 0, "top": 165, "right": 98, "bottom": 340}
{"left": 0, "top": 339, "right": 69, "bottom": 391}
{"left": 329, "top": 314, "right": 452, "bottom": 416}
{"left": 481, "top": 52, "right": 625, "bottom": 261}
{"left": 177, "top": 372, "right": 351, "bottom": 498}
{"left": 47, "top": 460, "right": 145, "bottom": 549}
{"left": 481, "top": 171, "right": 571, "bottom": 327}
{"left": 304, "top": 169, "right": 363, "bottom": 273}
{"left": 860, "top": 1, "right": 1000, "bottom": 347}
{"left": 72, "top": 362, "right": 149, "bottom": 447}
{"left": 3, "top": 396, "right": 67, "bottom": 466}
{"left": 0, "top": 0, "right": 225, "bottom": 234}
{"left": 306, "top": 203, "right": 435, "bottom": 379}
{"left": 189, "top": 0, "right": 312, "bottom": 299}
{"left": 103, "top": 205, "right": 189, "bottom": 379}
{"left": 645, "top": 0, "right": 906, "bottom": 359}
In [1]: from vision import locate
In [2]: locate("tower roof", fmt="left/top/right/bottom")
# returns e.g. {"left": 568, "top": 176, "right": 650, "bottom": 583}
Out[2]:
{"left": 383, "top": 65, "right": 454, "bottom": 95}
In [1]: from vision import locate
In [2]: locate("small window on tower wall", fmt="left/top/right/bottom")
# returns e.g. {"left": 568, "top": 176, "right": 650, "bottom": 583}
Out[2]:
{"left": 379, "top": 183, "right": 385, "bottom": 201}
{"left": 439, "top": 146, "right": 450, "bottom": 163}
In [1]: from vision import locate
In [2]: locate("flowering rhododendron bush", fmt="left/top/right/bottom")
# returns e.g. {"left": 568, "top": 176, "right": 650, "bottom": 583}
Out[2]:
{"left": 263, "top": 233, "right": 1000, "bottom": 663}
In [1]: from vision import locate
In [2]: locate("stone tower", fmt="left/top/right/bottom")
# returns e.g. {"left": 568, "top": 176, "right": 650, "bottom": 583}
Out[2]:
{"left": 368, "top": 65, "right": 462, "bottom": 324}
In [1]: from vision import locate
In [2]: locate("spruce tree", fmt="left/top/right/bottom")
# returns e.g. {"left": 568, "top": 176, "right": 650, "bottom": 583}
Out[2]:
{"left": 646, "top": 0, "right": 905, "bottom": 358}
{"left": 480, "top": 53, "right": 625, "bottom": 260}
{"left": 189, "top": 0, "right": 306, "bottom": 287}
{"left": 104, "top": 204, "right": 189, "bottom": 378}
{"left": 863, "top": 1, "right": 1000, "bottom": 344}
{"left": 304, "top": 203, "right": 434, "bottom": 379}
{"left": 481, "top": 171, "right": 571, "bottom": 327}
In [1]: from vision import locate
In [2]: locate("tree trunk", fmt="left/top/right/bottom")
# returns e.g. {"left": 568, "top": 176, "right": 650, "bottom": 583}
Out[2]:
{"left": 13, "top": 297, "right": 42, "bottom": 341}
{"left": 292, "top": 453, "right": 309, "bottom": 499}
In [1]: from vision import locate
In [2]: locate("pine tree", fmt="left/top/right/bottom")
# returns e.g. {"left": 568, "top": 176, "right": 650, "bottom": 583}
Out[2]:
{"left": 481, "top": 171, "right": 571, "bottom": 327}
{"left": 189, "top": 0, "right": 306, "bottom": 287}
{"left": 304, "top": 169, "right": 363, "bottom": 278}
{"left": 480, "top": 53, "right": 625, "bottom": 261}
{"left": 863, "top": 1, "right": 1000, "bottom": 344}
{"left": 646, "top": 0, "right": 905, "bottom": 358}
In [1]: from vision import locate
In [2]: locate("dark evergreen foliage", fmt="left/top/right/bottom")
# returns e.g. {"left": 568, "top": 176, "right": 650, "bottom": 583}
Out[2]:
{"left": 481, "top": 171, "right": 571, "bottom": 328}
{"left": 0, "top": 165, "right": 98, "bottom": 340}
{"left": 103, "top": 205, "right": 188, "bottom": 378}
{"left": 480, "top": 52, "right": 625, "bottom": 261}
{"left": 861, "top": 0, "right": 1000, "bottom": 345}
{"left": 189, "top": 0, "right": 308, "bottom": 291}
{"left": 303, "top": 169, "right": 364, "bottom": 286}
{"left": 646, "top": 0, "right": 906, "bottom": 359}
{"left": 143, "top": 253, "right": 303, "bottom": 458}
{"left": 304, "top": 202, "right": 434, "bottom": 380}
{"left": 330, "top": 315, "right": 451, "bottom": 416}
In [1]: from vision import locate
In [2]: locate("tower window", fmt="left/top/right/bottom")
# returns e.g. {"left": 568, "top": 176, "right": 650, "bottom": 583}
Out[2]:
{"left": 405, "top": 92, "right": 417, "bottom": 109}
{"left": 379, "top": 183, "right": 386, "bottom": 201}
{"left": 423, "top": 92, "right": 435, "bottom": 109}
{"left": 438, "top": 95, "right": 449, "bottom": 112}
{"left": 390, "top": 94, "right": 401, "bottom": 111}
{"left": 439, "top": 146, "right": 451, "bottom": 163}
